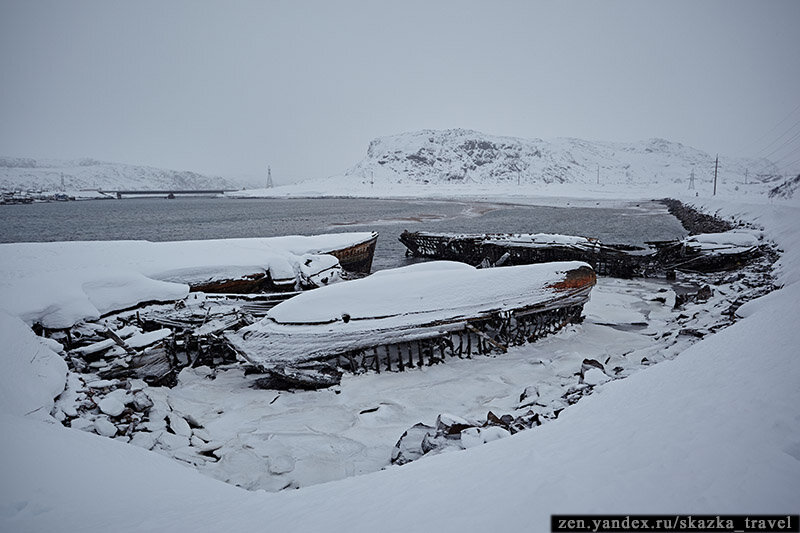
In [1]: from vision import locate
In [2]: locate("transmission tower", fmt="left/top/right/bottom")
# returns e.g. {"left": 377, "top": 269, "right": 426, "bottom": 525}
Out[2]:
{"left": 266, "top": 166, "right": 273, "bottom": 188}
{"left": 688, "top": 167, "right": 695, "bottom": 190}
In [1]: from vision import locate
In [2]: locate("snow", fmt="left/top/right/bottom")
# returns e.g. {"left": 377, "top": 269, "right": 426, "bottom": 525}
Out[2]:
{"left": 93, "top": 417, "right": 118, "bottom": 437}
{"left": 97, "top": 396, "right": 126, "bottom": 417}
{"left": 0, "top": 232, "right": 375, "bottom": 328}
{"left": 1, "top": 265, "right": 799, "bottom": 530}
{"left": 0, "top": 311, "right": 67, "bottom": 419}
{"left": 1, "top": 173, "right": 799, "bottom": 531}
{"left": 582, "top": 367, "right": 611, "bottom": 386}
{"left": 125, "top": 329, "right": 171, "bottom": 349}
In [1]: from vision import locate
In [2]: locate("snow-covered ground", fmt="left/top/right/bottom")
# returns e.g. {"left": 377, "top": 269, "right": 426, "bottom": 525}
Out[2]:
{"left": 1, "top": 182, "right": 798, "bottom": 532}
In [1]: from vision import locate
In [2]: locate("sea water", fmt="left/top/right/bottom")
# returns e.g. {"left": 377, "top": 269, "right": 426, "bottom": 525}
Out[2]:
{"left": 0, "top": 197, "right": 686, "bottom": 271}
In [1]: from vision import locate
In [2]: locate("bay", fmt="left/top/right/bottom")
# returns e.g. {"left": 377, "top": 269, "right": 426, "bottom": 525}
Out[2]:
{"left": 0, "top": 197, "right": 687, "bottom": 271}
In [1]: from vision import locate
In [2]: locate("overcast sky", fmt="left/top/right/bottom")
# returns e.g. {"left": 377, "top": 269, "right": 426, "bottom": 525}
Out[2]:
{"left": 1, "top": 0, "right": 799, "bottom": 185}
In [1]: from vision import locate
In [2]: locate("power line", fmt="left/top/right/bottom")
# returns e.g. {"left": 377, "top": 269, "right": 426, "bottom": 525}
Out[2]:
{"left": 771, "top": 143, "right": 800, "bottom": 165}
{"left": 755, "top": 117, "right": 800, "bottom": 158}
{"left": 751, "top": 102, "right": 800, "bottom": 151}
{"left": 778, "top": 154, "right": 800, "bottom": 174}
{"left": 761, "top": 128, "right": 800, "bottom": 161}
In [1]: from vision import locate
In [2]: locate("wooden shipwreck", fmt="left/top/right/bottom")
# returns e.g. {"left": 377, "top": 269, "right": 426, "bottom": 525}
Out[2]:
{"left": 647, "top": 231, "right": 762, "bottom": 274}
{"left": 226, "top": 261, "right": 597, "bottom": 378}
{"left": 325, "top": 232, "right": 378, "bottom": 274}
{"left": 399, "top": 230, "right": 762, "bottom": 278}
{"left": 161, "top": 232, "right": 379, "bottom": 294}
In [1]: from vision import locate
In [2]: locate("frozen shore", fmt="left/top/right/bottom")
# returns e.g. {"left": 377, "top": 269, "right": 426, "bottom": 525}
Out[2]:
{"left": 1, "top": 186, "right": 798, "bottom": 532}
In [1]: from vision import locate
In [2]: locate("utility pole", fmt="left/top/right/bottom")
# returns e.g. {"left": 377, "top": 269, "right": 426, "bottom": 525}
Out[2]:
{"left": 266, "top": 166, "right": 273, "bottom": 189}
{"left": 745, "top": 168, "right": 748, "bottom": 185}
{"left": 688, "top": 167, "right": 695, "bottom": 190}
{"left": 370, "top": 171, "right": 374, "bottom": 189}
{"left": 596, "top": 164, "right": 600, "bottom": 185}
{"left": 517, "top": 170, "right": 520, "bottom": 186}
{"left": 713, "top": 155, "right": 718, "bottom": 196}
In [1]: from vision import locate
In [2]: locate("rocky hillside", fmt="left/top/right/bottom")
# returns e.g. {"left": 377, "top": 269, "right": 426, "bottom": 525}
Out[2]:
{"left": 0, "top": 157, "right": 236, "bottom": 192}
{"left": 341, "top": 129, "right": 780, "bottom": 188}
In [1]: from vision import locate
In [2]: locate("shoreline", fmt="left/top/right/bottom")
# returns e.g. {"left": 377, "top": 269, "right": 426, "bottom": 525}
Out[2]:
{"left": 21, "top": 198, "right": 781, "bottom": 491}
{"left": 2, "top": 193, "right": 798, "bottom": 529}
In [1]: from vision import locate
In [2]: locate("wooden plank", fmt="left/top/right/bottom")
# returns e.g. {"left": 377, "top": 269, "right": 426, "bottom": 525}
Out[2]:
{"left": 465, "top": 323, "right": 507, "bottom": 353}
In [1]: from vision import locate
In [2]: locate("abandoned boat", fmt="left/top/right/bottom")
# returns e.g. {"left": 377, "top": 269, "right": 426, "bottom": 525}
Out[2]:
{"left": 325, "top": 232, "right": 378, "bottom": 274}
{"left": 226, "top": 260, "right": 597, "bottom": 375}
{"left": 399, "top": 230, "right": 651, "bottom": 277}
{"left": 399, "top": 229, "right": 763, "bottom": 278}
{"left": 156, "top": 231, "right": 379, "bottom": 293}
{"left": 649, "top": 230, "right": 762, "bottom": 273}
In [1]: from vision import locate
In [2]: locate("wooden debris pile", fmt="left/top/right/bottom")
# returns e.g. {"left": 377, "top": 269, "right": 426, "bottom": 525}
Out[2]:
{"left": 50, "top": 294, "right": 292, "bottom": 387}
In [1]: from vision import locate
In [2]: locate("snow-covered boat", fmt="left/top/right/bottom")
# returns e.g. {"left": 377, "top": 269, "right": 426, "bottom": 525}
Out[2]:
{"left": 399, "top": 229, "right": 763, "bottom": 278}
{"left": 175, "top": 231, "right": 379, "bottom": 293}
{"left": 650, "top": 230, "right": 763, "bottom": 273}
{"left": 227, "top": 260, "right": 596, "bottom": 375}
{"left": 399, "top": 230, "right": 649, "bottom": 277}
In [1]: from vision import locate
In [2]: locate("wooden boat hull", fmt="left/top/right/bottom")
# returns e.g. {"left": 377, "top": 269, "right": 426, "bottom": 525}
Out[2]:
{"left": 227, "top": 261, "right": 596, "bottom": 373}
{"left": 184, "top": 232, "right": 379, "bottom": 293}
{"left": 400, "top": 230, "right": 649, "bottom": 278}
{"left": 324, "top": 233, "right": 378, "bottom": 274}
{"left": 400, "top": 230, "right": 762, "bottom": 278}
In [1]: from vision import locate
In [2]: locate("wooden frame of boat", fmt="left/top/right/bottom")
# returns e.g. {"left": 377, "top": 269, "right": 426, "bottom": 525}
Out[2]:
{"left": 399, "top": 230, "right": 762, "bottom": 278}
{"left": 226, "top": 262, "right": 597, "bottom": 380}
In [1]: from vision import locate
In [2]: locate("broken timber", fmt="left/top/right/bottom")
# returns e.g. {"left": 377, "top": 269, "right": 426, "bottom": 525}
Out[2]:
{"left": 226, "top": 261, "right": 596, "bottom": 378}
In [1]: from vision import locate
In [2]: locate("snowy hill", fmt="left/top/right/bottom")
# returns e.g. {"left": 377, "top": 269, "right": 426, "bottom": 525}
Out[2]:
{"left": 0, "top": 157, "right": 237, "bottom": 192}
{"left": 342, "top": 129, "right": 780, "bottom": 189}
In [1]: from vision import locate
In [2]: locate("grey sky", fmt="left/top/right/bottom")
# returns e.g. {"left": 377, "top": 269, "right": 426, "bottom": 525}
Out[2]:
{"left": 1, "top": 0, "right": 799, "bottom": 184}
